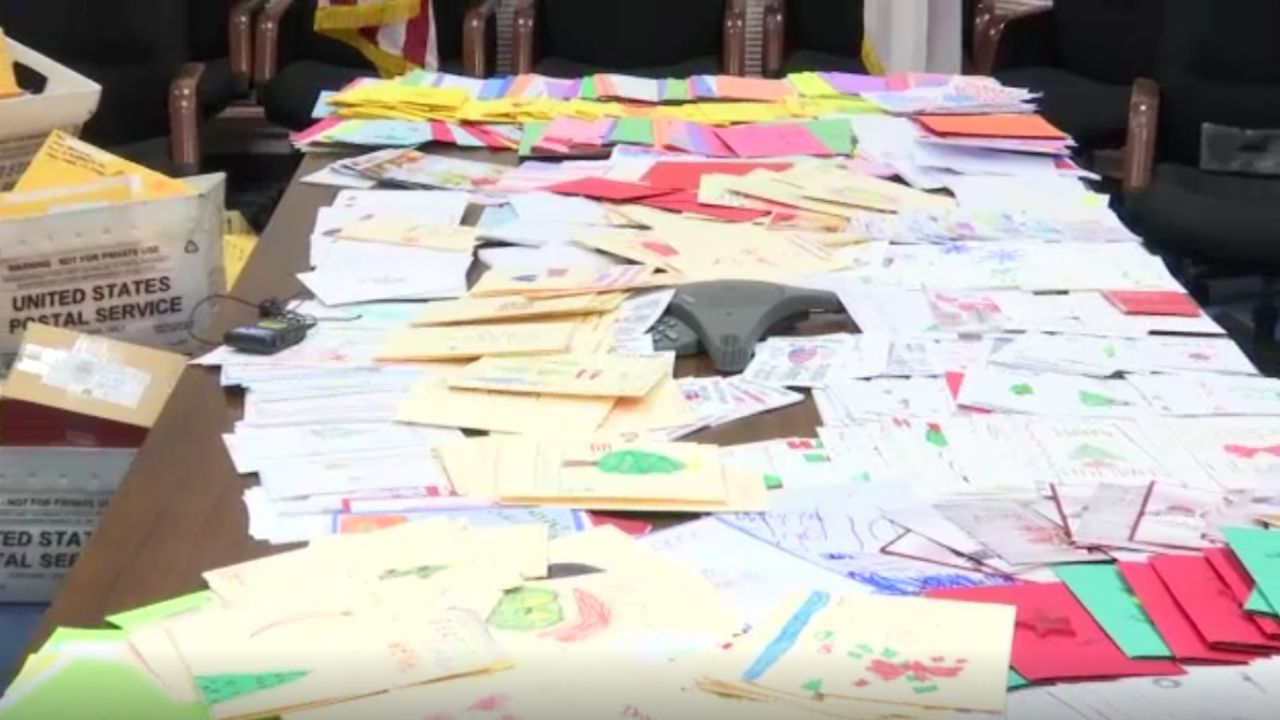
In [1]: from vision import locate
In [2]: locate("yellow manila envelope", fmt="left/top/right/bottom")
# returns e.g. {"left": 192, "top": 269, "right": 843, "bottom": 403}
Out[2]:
{"left": 413, "top": 293, "right": 623, "bottom": 326}
{"left": 163, "top": 604, "right": 508, "bottom": 720}
{"left": 377, "top": 321, "right": 577, "bottom": 361}
{"left": 495, "top": 438, "right": 727, "bottom": 504}
{"left": 334, "top": 218, "right": 479, "bottom": 252}
{"left": 0, "top": 30, "right": 20, "bottom": 99}
{"left": 15, "top": 130, "right": 193, "bottom": 201}
{"left": 469, "top": 264, "right": 658, "bottom": 298}
{"left": 781, "top": 168, "right": 955, "bottom": 213}
{"left": 449, "top": 353, "right": 669, "bottom": 398}
{"left": 660, "top": 225, "right": 849, "bottom": 281}
{"left": 397, "top": 377, "right": 616, "bottom": 435}
{"left": 599, "top": 374, "right": 698, "bottom": 432}
{"left": 0, "top": 177, "right": 135, "bottom": 219}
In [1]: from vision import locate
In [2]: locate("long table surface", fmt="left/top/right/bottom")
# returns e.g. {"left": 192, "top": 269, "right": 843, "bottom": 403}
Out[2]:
{"left": 26, "top": 150, "right": 834, "bottom": 653}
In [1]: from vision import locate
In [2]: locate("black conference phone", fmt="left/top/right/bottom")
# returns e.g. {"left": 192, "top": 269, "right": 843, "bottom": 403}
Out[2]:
{"left": 649, "top": 280, "right": 843, "bottom": 373}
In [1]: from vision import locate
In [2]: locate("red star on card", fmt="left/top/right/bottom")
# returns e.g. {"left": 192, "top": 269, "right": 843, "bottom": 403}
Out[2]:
{"left": 1117, "top": 562, "right": 1256, "bottom": 664}
{"left": 1103, "top": 291, "right": 1202, "bottom": 317}
{"left": 1150, "top": 554, "right": 1280, "bottom": 653}
{"left": 929, "top": 582, "right": 1184, "bottom": 682}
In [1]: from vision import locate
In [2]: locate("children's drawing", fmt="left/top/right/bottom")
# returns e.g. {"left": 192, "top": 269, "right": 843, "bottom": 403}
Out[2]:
{"left": 1223, "top": 443, "right": 1280, "bottom": 460}
{"left": 195, "top": 671, "right": 311, "bottom": 706}
{"left": 487, "top": 587, "right": 565, "bottom": 631}
{"left": 539, "top": 588, "right": 612, "bottom": 643}
{"left": 595, "top": 450, "right": 686, "bottom": 475}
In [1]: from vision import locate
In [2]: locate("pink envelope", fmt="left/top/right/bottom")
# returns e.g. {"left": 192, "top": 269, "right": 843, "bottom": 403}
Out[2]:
{"left": 715, "top": 123, "right": 832, "bottom": 158}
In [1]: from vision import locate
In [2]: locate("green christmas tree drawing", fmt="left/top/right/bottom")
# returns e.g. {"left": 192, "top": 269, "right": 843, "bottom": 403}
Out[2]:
{"left": 486, "top": 587, "right": 564, "bottom": 632}
{"left": 596, "top": 450, "right": 685, "bottom": 475}
{"left": 195, "top": 671, "right": 310, "bottom": 706}
{"left": 1070, "top": 443, "right": 1126, "bottom": 465}
{"left": 1078, "top": 390, "right": 1123, "bottom": 407}
{"left": 1009, "top": 383, "right": 1035, "bottom": 397}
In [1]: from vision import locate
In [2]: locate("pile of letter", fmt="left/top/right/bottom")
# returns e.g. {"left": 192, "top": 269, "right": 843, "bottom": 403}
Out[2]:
{"left": 6, "top": 69, "right": 1280, "bottom": 720}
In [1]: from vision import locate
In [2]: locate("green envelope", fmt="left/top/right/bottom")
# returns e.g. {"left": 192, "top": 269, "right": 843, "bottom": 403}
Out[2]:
{"left": 662, "top": 78, "right": 691, "bottom": 103}
{"left": 805, "top": 119, "right": 855, "bottom": 155}
{"left": 580, "top": 76, "right": 598, "bottom": 100}
{"left": 609, "top": 117, "right": 654, "bottom": 146}
{"left": 106, "top": 591, "right": 218, "bottom": 630}
{"left": 518, "top": 122, "right": 549, "bottom": 156}
{"left": 1223, "top": 526, "right": 1280, "bottom": 617}
{"left": 1007, "top": 669, "right": 1030, "bottom": 690}
{"left": 1055, "top": 564, "right": 1172, "bottom": 658}
{"left": 1246, "top": 587, "right": 1278, "bottom": 616}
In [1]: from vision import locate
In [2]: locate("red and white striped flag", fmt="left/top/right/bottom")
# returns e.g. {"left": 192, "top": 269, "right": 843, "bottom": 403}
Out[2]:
{"left": 315, "top": 0, "right": 439, "bottom": 77}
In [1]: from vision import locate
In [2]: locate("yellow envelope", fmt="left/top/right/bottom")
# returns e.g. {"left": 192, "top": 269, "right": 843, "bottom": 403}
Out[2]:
{"left": 15, "top": 131, "right": 193, "bottom": 201}
{"left": 0, "top": 30, "right": 21, "bottom": 99}
{"left": 469, "top": 264, "right": 659, "bottom": 298}
{"left": 450, "top": 353, "right": 669, "bottom": 398}
{"left": 495, "top": 438, "right": 727, "bottom": 504}
{"left": 413, "top": 293, "right": 623, "bottom": 326}
{"left": 164, "top": 604, "right": 507, "bottom": 720}
{"left": 335, "top": 218, "right": 478, "bottom": 253}
{"left": 377, "top": 321, "right": 578, "bottom": 361}
{"left": 599, "top": 374, "right": 698, "bottom": 432}
{"left": 397, "top": 377, "right": 616, "bottom": 435}
{"left": 0, "top": 177, "right": 135, "bottom": 219}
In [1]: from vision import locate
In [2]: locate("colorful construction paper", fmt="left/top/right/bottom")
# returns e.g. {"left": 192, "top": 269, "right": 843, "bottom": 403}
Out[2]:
{"left": 805, "top": 119, "right": 855, "bottom": 155}
{"left": 609, "top": 117, "right": 655, "bottom": 145}
{"left": 544, "top": 177, "right": 672, "bottom": 202}
{"left": 916, "top": 114, "right": 1069, "bottom": 140}
{"left": 930, "top": 582, "right": 1185, "bottom": 682}
{"left": 716, "top": 123, "right": 832, "bottom": 158}
{"left": 1202, "top": 547, "right": 1280, "bottom": 637}
{"left": 822, "top": 71, "right": 889, "bottom": 95}
{"left": 1150, "top": 553, "right": 1280, "bottom": 652}
{"left": 1054, "top": 564, "right": 1172, "bottom": 659}
{"left": 1117, "top": 561, "right": 1256, "bottom": 664}
{"left": 1222, "top": 527, "right": 1280, "bottom": 617}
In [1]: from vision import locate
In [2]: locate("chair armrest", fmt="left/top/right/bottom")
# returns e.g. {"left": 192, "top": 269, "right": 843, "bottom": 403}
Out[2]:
{"left": 762, "top": 0, "right": 785, "bottom": 78}
{"left": 169, "top": 62, "right": 205, "bottom": 176}
{"left": 254, "top": 0, "right": 297, "bottom": 85}
{"left": 230, "top": 0, "right": 267, "bottom": 92}
{"left": 722, "top": 0, "right": 747, "bottom": 76}
{"left": 513, "top": 0, "right": 536, "bottom": 74}
{"left": 462, "top": 0, "right": 500, "bottom": 77}
{"left": 1123, "top": 78, "right": 1161, "bottom": 196}
{"left": 974, "top": 3, "right": 1054, "bottom": 75}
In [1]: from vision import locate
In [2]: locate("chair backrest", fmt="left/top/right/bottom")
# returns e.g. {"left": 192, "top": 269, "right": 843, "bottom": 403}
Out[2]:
{"left": 536, "top": 0, "right": 724, "bottom": 70}
{"left": 188, "top": 0, "right": 233, "bottom": 62}
{"left": 1052, "top": 0, "right": 1163, "bottom": 85}
{"left": 1, "top": 0, "right": 188, "bottom": 66}
{"left": 786, "top": 0, "right": 863, "bottom": 59}
{"left": 1155, "top": 1, "right": 1280, "bottom": 166}
{"left": 432, "top": 0, "right": 469, "bottom": 64}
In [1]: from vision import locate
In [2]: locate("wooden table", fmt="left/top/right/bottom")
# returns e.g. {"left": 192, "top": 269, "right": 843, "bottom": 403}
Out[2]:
{"left": 26, "top": 152, "right": 828, "bottom": 653}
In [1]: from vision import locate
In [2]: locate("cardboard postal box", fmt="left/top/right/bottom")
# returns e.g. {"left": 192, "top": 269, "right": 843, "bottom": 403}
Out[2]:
{"left": 0, "top": 324, "right": 186, "bottom": 447}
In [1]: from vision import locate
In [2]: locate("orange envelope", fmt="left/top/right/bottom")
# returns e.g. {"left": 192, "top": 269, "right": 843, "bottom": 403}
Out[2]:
{"left": 714, "top": 76, "right": 793, "bottom": 103}
{"left": 916, "top": 113, "right": 1069, "bottom": 140}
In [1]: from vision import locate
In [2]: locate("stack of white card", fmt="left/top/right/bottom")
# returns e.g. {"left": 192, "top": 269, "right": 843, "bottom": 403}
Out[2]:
{"left": 298, "top": 189, "right": 473, "bottom": 305}
{"left": 741, "top": 333, "right": 890, "bottom": 388}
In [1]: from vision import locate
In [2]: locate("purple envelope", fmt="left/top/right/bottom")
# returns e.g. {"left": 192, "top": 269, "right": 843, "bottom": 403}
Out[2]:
{"left": 821, "top": 72, "right": 889, "bottom": 95}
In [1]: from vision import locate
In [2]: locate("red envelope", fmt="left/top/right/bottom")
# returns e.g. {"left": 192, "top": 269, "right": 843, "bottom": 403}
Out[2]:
{"left": 1102, "top": 291, "right": 1202, "bottom": 317}
{"left": 1150, "top": 554, "right": 1280, "bottom": 652}
{"left": 586, "top": 512, "right": 652, "bottom": 537}
{"left": 929, "top": 582, "right": 1185, "bottom": 682}
{"left": 1117, "top": 562, "right": 1255, "bottom": 664}
{"left": 1204, "top": 548, "right": 1280, "bottom": 638}
{"left": 638, "top": 190, "right": 769, "bottom": 222}
{"left": 639, "top": 161, "right": 792, "bottom": 190}
{"left": 543, "top": 178, "right": 673, "bottom": 202}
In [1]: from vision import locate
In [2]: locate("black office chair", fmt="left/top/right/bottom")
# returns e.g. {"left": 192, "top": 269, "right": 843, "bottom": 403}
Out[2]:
{"left": 1122, "top": 1, "right": 1280, "bottom": 341}
{"left": 762, "top": 0, "right": 865, "bottom": 78}
{"left": 3, "top": 0, "right": 259, "bottom": 172}
{"left": 513, "top": 0, "right": 746, "bottom": 78}
{"left": 976, "top": 0, "right": 1165, "bottom": 154}
{"left": 255, "top": 0, "right": 499, "bottom": 131}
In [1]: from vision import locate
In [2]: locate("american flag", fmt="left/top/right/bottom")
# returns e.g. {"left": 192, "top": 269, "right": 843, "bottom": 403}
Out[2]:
{"left": 314, "top": 0, "right": 439, "bottom": 77}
